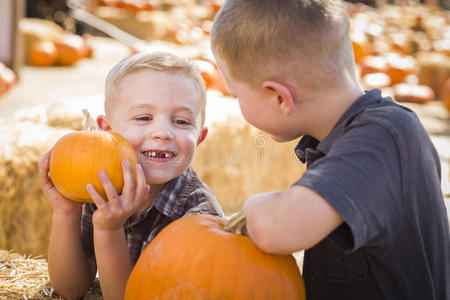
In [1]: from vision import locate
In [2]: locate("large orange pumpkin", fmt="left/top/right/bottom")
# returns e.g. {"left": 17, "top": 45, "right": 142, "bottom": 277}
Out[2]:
{"left": 49, "top": 131, "right": 138, "bottom": 202}
{"left": 125, "top": 214, "right": 306, "bottom": 299}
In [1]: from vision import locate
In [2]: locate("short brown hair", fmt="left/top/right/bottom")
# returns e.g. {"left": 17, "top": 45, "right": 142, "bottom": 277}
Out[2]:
{"left": 105, "top": 51, "right": 207, "bottom": 125}
{"left": 211, "top": 0, "right": 355, "bottom": 89}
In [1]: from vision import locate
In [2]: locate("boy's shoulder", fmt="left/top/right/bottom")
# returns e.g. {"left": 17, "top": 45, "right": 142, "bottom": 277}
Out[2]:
{"left": 347, "top": 91, "right": 426, "bottom": 141}
{"left": 173, "top": 167, "right": 224, "bottom": 218}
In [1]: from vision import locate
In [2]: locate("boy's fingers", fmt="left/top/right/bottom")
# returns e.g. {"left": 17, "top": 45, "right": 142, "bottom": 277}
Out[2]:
{"left": 134, "top": 164, "right": 149, "bottom": 207}
{"left": 38, "top": 158, "right": 53, "bottom": 191}
{"left": 38, "top": 148, "right": 55, "bottom": 190}
{"left": 121, "top": 159, "right": 135, "bottom": 205}
{"left": 38, "top": 150, "right": 51, "bottom": 168}
{"left": 97, "top": 170, "right": 121, "bottom": 211}
{"left": 86, "top": 183, "right": 107, "bottom": 210}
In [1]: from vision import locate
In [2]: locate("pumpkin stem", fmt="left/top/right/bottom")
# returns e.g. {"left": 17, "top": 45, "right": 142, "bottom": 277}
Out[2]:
{"left": 222, "top": 209, "right": 248, "bottom": 236}
{"left": 83, "top": 109, "right": 100, "bottom": 131}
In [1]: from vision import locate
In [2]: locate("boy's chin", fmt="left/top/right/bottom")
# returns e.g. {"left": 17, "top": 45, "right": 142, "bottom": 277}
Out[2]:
{"left": 270, "top": 134, "right": 296, "bottom": 143}
{"left": 144, "top": 172, "right": 182, "bottom": 186}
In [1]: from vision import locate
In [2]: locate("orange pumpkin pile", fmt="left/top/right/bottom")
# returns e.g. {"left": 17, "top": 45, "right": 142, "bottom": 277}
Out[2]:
{"left": 347, "top": 3, "right": 449, "bottom": 106}
{"left": 49, "top": 130, "right": 138, "bottom": 202}
{"left": 125, "top": 214, "right": 306, "bottom": 299}
{"left": 28, "top": 33, "right": 94, "bottom": 67}
{"left": 0, "top": 63, "right": 17, "bottom": 96}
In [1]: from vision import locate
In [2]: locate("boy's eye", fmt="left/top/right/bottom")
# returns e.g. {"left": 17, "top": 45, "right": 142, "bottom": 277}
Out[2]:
{"left": 174, "top": 119, "right": 191, "bottom": 126}
{"left": 135, "top": 116, "right": 152, "bottom": 121}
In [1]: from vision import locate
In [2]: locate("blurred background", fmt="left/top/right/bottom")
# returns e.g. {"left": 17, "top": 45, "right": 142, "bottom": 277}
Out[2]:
{"left": 0, "top": 0, "right": 449, "bottom": 260}
{"left": 0, "top": 0, "right": 449, "bottom": 298}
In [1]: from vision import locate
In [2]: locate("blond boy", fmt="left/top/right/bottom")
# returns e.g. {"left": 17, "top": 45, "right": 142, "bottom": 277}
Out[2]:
{"left": 211, "top": 1, "right": 449, "bottom": 299}
{"left": 39, "top": 52, "right": 223, "bottom": 300}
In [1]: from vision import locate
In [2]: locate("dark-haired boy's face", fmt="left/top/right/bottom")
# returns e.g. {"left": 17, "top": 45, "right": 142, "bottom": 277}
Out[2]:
{"left": 214, "top": 53, "right": 292, "bottom": 141}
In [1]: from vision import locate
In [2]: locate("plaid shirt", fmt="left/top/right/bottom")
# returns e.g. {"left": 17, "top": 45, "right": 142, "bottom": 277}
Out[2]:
{"left": 80, "top": 166, "right": 223, "bottom": 264}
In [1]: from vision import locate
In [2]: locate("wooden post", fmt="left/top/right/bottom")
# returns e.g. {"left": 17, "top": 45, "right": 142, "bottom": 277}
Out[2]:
{"left": 0, "top": 0, "right": 24, "bottom": 74}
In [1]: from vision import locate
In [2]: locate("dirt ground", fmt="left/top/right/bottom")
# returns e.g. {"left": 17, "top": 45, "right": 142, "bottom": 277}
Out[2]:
{"left": 1, "top": 36, "right": 449, "bottom": 212}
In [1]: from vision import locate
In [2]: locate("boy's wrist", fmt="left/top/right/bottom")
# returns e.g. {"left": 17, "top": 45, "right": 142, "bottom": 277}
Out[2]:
{"left": 52, "top": 209, "right": 82, "bottom": 224}
{"left": 93, "top": 227, "right": 125, "bottom": 243}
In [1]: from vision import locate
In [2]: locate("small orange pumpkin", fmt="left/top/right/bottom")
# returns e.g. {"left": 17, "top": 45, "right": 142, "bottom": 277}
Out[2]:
{"left": 28, "top": 40, "right": 59, "bottom": 67}
{"left": 55, "top": 34, "right": 85, "bottom": 66}
{"left": 49, "top": 131, "right": 138, "bottom": 202}
{"left": 125, "top": 214, "right": 306, "bottom": 299}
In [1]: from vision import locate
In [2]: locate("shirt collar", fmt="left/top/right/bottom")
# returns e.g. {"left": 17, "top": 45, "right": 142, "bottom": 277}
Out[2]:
{"left": 128, "top": 167, "right": 191, "bottom": 225}
{"left": 152, "top": 167, "right": 191, "bottom": 219}
{"left": 295, "top": 89, "right": 389, "bottom": 162}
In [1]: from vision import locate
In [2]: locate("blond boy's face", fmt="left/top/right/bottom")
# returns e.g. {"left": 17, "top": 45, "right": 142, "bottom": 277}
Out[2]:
{"left": 105, "top": 70, "right": 205, "bottom": 185}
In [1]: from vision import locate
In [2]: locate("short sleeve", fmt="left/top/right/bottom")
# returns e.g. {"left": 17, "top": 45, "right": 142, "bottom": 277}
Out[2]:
{"left": 184, "top": 186, "right": 224, "bottom": 217}
{"left": 295, "top": 122, "right": 402, "bottom": 251}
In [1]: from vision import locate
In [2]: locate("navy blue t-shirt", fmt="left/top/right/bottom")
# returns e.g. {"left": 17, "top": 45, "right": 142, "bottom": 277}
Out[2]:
{"left": 294, "top": 89, "right": 450, "bottom": 300}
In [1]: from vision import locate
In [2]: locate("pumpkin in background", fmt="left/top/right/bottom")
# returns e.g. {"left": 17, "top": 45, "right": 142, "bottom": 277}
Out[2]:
{"left": 0, "top": 63, "right": 17, "bottom": 95}
{"left": 361, "top": 72, "right": 391, "bottom": 90}
{"left": 384, "top": 52, "right": 416, "bottom": 85}
{"left": 192, "top": 58, "right": 219, "bottom": 90}
{"left": 193, "top": 58, "right": 229, "bottom": 96}
{"left": 359, "top": 55, "right": 388, "bottom": 77}
{"left": 351, "top": 29, "right": 372, "bottom": 63}
{"left": 28, "top": 40, "right": 59, "bottom": 67}
{"left": 125, "top": 214, "right": 306, "bottom": 300}
{"left": 441, "top": 79, "right": 450, "bottom": 113}
{"left": 393, "top": 83, "right": 434, "bottom": 104}
{"left": 55, "top": 34, "right": 85, "bottom": 66}
{"left": 49, "top": 131, "right": 138, "bottom": 202}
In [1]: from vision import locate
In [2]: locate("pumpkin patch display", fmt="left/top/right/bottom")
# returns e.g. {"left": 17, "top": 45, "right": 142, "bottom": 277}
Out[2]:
{"left": 49, "top": 130, "right": 138, "bottom": 202}
{"left": 125, "top": 214, "right": 306, "bottom": 300}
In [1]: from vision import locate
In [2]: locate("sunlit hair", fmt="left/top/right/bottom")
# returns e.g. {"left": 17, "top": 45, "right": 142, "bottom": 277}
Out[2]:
{"left": 211, "top": 0, "right": 355, "bottom": 89}
{"left": 105, "top": 51, "right": 207, "bottom": 126}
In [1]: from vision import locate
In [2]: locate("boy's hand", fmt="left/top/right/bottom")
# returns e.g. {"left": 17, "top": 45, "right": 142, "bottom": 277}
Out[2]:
{"left": 39, "top": 149, "right": 82, "bottom": 215}
{"left": 87, "top": 160, "right": 150, "bottom": 231}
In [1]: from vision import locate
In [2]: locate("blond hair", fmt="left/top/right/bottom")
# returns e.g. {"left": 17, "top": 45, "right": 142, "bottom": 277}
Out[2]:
{"left": 211, "top": 0, "right": 355, "bottom": 89}
{"left": 105, "top": 51, "right": 207, "bottom": 125}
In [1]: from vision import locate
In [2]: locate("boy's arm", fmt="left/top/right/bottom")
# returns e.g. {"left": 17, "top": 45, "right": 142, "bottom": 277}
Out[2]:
{"left": 48, "top": 210, "right": 97, "bottom": 298}
{"left": 244, "top": 185, "right": 343, "bottom": 254}
{"left": 39, "top": 151, "right": 96, "bottom": 299}
{"left": 93, "top": 228, "right": 133, "bottom": 300}
{"left": 86, "top": 160, "right": 149, "bottom": 300}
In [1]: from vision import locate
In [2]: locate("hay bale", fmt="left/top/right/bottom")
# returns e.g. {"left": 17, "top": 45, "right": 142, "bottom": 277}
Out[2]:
{"left": 0, "top": 122, "right": 71, "bottom": 257}
{"left": 13, "top": 96, "right": 105, "bottom": 132}
{"left": 0, "top": 249, "right": 102, "bottom": 299}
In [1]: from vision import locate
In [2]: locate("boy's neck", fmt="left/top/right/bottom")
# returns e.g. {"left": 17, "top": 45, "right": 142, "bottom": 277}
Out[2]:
{"left": 136, "top": 183, "right": 166, "bottom": 216}
{"left": 306, "top": 83, "right": 364, "bottom": 142}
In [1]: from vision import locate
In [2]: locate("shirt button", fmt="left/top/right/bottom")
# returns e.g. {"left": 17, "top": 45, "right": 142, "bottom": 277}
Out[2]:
{"left": 126, "top": 227, "right": 135, "bottom": 234}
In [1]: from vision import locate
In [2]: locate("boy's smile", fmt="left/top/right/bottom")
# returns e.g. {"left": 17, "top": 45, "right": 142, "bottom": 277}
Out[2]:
{"left": 99, "top": 69, "right": 206, "bottom": 186}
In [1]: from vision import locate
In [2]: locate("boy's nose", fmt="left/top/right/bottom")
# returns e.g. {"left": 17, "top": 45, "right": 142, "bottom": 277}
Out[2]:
{"left": 150, "top": 122, "right": 174, "bottom": 141}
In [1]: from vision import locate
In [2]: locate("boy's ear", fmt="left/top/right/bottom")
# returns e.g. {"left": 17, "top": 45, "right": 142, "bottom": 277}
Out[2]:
{"left": 197, "top": 127, "right": 208, "bottom": 146}
{"left": 96, "top": 115, "right": 112, "bottom": 131}
{"left": 262, "top": 81, "right": 295, "bottom": 116}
